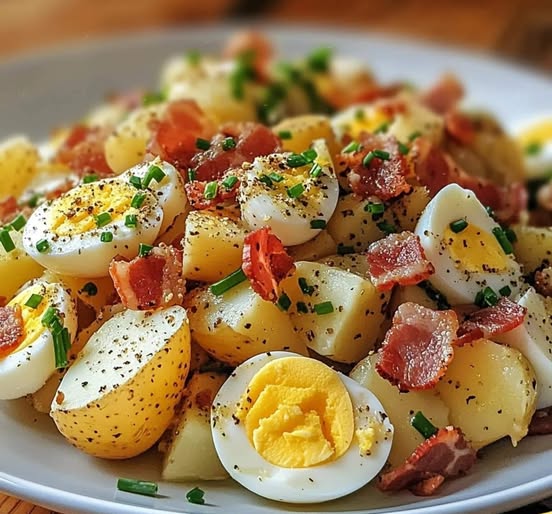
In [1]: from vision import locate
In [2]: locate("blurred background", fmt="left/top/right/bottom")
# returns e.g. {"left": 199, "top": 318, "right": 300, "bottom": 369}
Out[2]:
{"left": 0, "top": 0, "right": 551, "bottom": 72}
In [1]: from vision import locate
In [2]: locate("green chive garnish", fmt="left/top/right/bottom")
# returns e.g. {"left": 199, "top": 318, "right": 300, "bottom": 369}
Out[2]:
{"left": 411, "top": 411, "right": 438, "bottom": 439}
{"left": 364, "top": 202, "right": 385, "bottom": 215}
{"left": 398, "top": 142, "right": 409, "bottom": 155}
{"left": 186, "top": 486, "right": 205, "bottom": 505}
{"left": 187, "top": 168, "right": 197, "bottom": 182}
{"left": 306, "top": 46, "right": 332, "bottom": 73}
{"left": 82, "top": 282, "right": 98, "bottom": 296}
{"left": 94, "top": 212, "right": 112, "bottom": 228}
{"left": 53, "top": 330, "right": 68, "bottom": 368}
{"left": 342, "top": 141, "right": 361, "bottom": 153}
{"left": 499, "top": 285, "right": 512, "bottom": 297}
{"left": 408, "top": 131, "right": 422, "bottom": 142}
{"left": 41, "top": 306, "right": 58, "bottom": 328}
{"left": 0, "top": 230, "right": 15, "bottom": 253}
{"left": 504, "top": 227, "right": 517, "bottom": 243}
{"left": 449, "top": 219, "right": 468, "bottom": 233}
{"left": 492, "top": 227, "right": 514, "bottom": 255}
{"left": 204, "top": 181, "right": 218, "bottom": 200}
{"left": 143, "top": 165, "right": 166, "bottom": 188}
{"left": 475, "top": 286, "right": 499, "bottom": 307}
{"left": 83, "top": 173, "right": 98, "bottom": 184}
{"left": 210, "top": 268, "right": 247, "bottom": 296}
{"left": 100, "top": 231, "right": 113, "bottom": 243}
{"left": 277, "top": 293, "right": 292, "bottom": 311}
{"left": 25, "top": 293, "right": 43, "bottom": 309}
{"left": 297, "top": 301, "right": 309, "bottom": 313}
{"left": 28, "top": 193, "right": 41, "bottom": 208}
{"left": 142, "top": 91, "right": 165, "bottom": 107}
{"left": 278, "top": 130, "right": 292, "bottom": 140}
{"left": 310, "top": 163, "right": 322, "bottom": 178}
{"left": 267, "top": 172, "right": 284, "bottom": 183}
{"left": 222, "top": 137, "right": 236, "bottom": 151}
{"left": 230, "top": 50, "right": 255, "bottom": 100}
{"left": 287, "top": 149, "right": 317, "bottom": 168}
{"left": 259, "top": 175, "right": 274, "bottom": 188}
{"left": 298, "top": 277, "right": 314, "bottom": 296}
{"left": 129, "top": 175, "right": 143, "bottom": 189}
{"left": 131, "top": 192, "right": 146, "bottom": 209}
{"left": 287, "top": 183, "right": 305, "bottom": 199}
{"left": 125, "top": 214, "right": 137, "bottom": 228}
{"left": 313, "top": 301, "right": 334, "bottom": 315}
{"left": 374, "top": 121, "right": 390, "bottom": 134}
{"left": 337, "top": 244, "right": 354, "bottom": 255}
{"left": 377, "top": 221, "right": 397, "bottom": 235}
{"left": 186, "top": 49, "right": 201, "bottom": 65}
{"left": 117, "top": 478, "right": 159, "bottom": 497}
{"left": 221, "top": 176, "right": 238, "bottom": 190}
{"left": 196, "top": 138, "right": 211, "bottom": 151}
{"left": 310, "top": 219, "right": 326, "bottom": 229}
{"left": 525, "top": 142, "right": 542, "bottom": 156}
{"left": 362, "top": 149, "right": 390, "bottom": 167}
{"left": 36, "top": 239, "right": 50, "bottom": 253}
{"left": 138, "top": 243, "right": 153, "bottom": 258}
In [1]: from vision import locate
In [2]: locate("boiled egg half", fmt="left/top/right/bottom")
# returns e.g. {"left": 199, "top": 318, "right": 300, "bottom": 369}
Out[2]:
{"left": 514, "top": 115, "right": 552, "bottom": 179}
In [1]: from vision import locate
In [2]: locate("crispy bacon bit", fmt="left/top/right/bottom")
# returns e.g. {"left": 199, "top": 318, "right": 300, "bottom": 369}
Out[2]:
{"left": 421, "top": 74, "right": 464, "bottom": 115}
{"left": 455, "top": 297, "right": 527, "bottom": 346}
{"left": 184, "top": 179, "right": 240, "bottom": 210}
{"left": 108, "top": 244, "right": 185, "bottom": 311}
{"left": 0, "top": 297, "right": 6, "bottom": 308}
{"left": 342, "top": 134, "right": 411, "bottom": 201}
{"left": 377, "top": 302, "right": 458, "bottom": 391}
{"left": 56, "top": 124, "right": 113, "bottom": 177}
{"left": 242, "top": 227, "right": 295, "bottom": 302}
{"left": 223, "top": 31, "right": 273, "bottom": 82}
{"left": 445, "top": 110, "right": 476, "bottom": 146}
{"left": 0, "top": 196, "right": 18, "bottom": 224}
{"left": 366, "top": 232, "right": 435, "bottom": 291}
{"left": 378, "top": 426, "right": 477, "bottom": 496}
{"left": 528, "top": 407, "right": 552, "bottom": 435}
{"left": 0, "top": 305, "right": 25, "bottom": 358}
{"left": 147, "top": 100, "right": 216, "bottom": 172}
{"left": 191, "top": 123, "right": 280, "bottom": 182}
{"left": 351, "top": 84, "right": 404, "bottom": 107}
{"left": 534, "top": 267, "right": 552, "bottom": 297}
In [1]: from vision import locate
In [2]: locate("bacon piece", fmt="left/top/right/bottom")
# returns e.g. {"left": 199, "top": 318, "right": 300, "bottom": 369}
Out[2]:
{"left": 0, "top": 297, "right": 6, "bottom": 308}
{"left": 455, "top": 297, "right": 527, "bottom": 346}
{"left": 223, "top": 30, "right": 273, "bottom": 82}
{"left": 528, "top": 407, "right": 552, "bottom": 435}
{"left": 184, "top": 179, "right": 240, "bottom": 210}
{"left": 0, "top": 196, "right": 18, "bottom": 224}
{"left": 342, "top": 134, "right": 412, "bottom": 201}
{"left": 56, "top": 124, "right": 113, "bottom": 177}
{"left": 421, "top": 74, "right": 464, "bottom": 115}
{"left": 378, "top": 426, "right": 477, "bottom": 496}
{"left": 242, "top": 227, "right": 295, "bottom": 302}
{"left": 191, "top": 123, "right": 280, "bottom": 182}
{"left": 0, "top": 305, "right": 24, "bottom": 358}
{"left": 445, "top": 110, "right": 476, "bottom": 146}
{"left": 147, "top": 100, "right": 216, "bottom": 172}
{"left": 108, "top": 244, "right": 185, "bottom": 311}
{"left": 377, "top": 302, "right": 458, "bottom": 391}
{"left": 534, "top": 267, "right": 552, "bottom": 297}
{"left": 366, "top": 232, "right": 435, "bottom": 292}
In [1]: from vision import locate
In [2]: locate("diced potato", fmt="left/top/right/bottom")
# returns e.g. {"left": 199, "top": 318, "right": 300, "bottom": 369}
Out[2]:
{"left": 161, "top": 371, "right": 228, "bottom": 481}
{"left": 280, "top": 261, "right": 390, "bottom": 363}
{"left": 272, "top": 114, "right": 339, "bottom": 155}
{"left": 288, "top": 230, "right": 336, "bottom": 262}
{"left": 186, "top": 282, "right": 306, "bottom": 366}
{"left": 436, "top": 339, "right": 537, "bottom": 449}
{"left": 351, "top": 353, "right": 449, "bottom": 466}
{"left": 182, "top": 210, "right": 247, "bottom": 283}
{"left": 387, "top": 187, "right": 431, "bottom": 231}
{"left": 317, "top": 253, "right": 371, "bottom": 279}
{"left": 390, "top": 284, "right": 439, "bottom": 311}
{"left": 51, "top": 306, "right": 191, "bottom": 459}
{"left": 86, "top": 101, "right": 127, "bottom": 128}
{"left": 512, "top": 225, "right": 552, "bottom": 272}
{"left": 0, "top": 230, "right": 44, "bottom": 301}
{"left": 0, "top": 136, "right": 39, "bottom": 199}
{"left": 155, "top": 212, "right": 187, "bottom": 246}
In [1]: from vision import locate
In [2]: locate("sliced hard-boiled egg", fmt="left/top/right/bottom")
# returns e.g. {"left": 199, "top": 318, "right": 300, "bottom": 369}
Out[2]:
{"left": 0, "top": 279, "right": 77, "bottom": 400}
{"left": 496, "top": 288, "right": 552, "bottom": 409}
{"left": 238, "top": 139, "right": 339, "bottom": 246}
{"left": 414, "top": 183, "right": 523, "bottom": 305}
{"left": 513, "top": 115, "right": 552, "bottom": 179}
{"left": 211, "top": 351, "right": 393, "bottom": 504}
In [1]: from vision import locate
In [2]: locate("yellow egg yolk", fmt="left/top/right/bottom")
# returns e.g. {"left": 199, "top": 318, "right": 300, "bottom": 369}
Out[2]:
{"left": 235, "top": 356, "right": 354, "bottom": 468}
{"left": 47, "top": 181, "right": 138, "bottom": 236}
{"left": 345, "top": 109, "right": 390, "bottom": 140}
{"left": 517, "top": 119, "right": 552, "bottom": 148}
{"left": 355, "top": 416, "right": 381, "bottom": 456}
{"left": 443, "top": 223, "right": 508, "bottom": 274}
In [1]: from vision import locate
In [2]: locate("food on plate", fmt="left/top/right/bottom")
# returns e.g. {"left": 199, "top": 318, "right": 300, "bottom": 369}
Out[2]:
{"left": 0, "top": 30, "right": 551, "bottom": 505}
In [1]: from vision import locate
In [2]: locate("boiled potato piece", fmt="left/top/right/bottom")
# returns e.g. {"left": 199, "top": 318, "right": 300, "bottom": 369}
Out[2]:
{"left": 51, "top": 306, "right": 191, "bottom": 459}
{"left": 155, "top": 212, "right": 187, "bottom": 246}
{"left": 280, "top": 261, "right": 390, "bottom": 363}
{"left": 436, "top": 339, "right": 537, "bottom": 449}
{"left": 0, "top": 136, "right": 39, "bottom": 199}
{"left": 288, "top": 230, "right": 336, "bottom": 262}
{"left": 186, "top": 282, "right": 306, "bottom": 366}
{"left": 0, "top": 230, "right": 44, "bottom": 301}
{"left": 182, "top": 210, "right": 247, "bottom": 282}
{"left": 351, "top": 353, "right": 449, "bottom": 466}
{"left": 387, "top": 187, "right": 431, "bottom": 231}
{"left": 318, "top": 253, "right": 370, "bottom": 278}
{"left": 272, "top": 114, "right": 339, "bottom": 155}
{"left": 512, "top": 225, "right": 552, "bottom": 272}
{"left": 161, "top": 371, "right": 228, "bottom": 481}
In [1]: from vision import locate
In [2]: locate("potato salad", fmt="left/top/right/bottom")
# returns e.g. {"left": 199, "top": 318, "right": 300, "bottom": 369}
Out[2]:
{"left": 0, "top": 30, "right": 551, "bottom": 504}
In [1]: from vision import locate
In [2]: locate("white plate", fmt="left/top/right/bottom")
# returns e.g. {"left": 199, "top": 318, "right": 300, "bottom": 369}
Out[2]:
{"left": 0, "top": 23, "right": 551, "bottom": 514}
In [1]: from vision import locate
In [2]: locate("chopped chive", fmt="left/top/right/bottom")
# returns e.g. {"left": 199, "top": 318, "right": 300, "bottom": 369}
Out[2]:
{"left": 267, "top": 172, "right": 284, "bottom": 183}
{"left": 138, "top": 243, "right": 153, "bottom": 258}
{"left": 277, "top": 293, "right": 292, "bottom": 311}
{"left": 287, "top": 183, "right": 305, "bottom": 199}
{"left": 129, "top": 175, "right": 143, "bottom": 189}
{"left": 187, "top": 168, "right": 197, "bottom": 182}
{"left": 337, "top": 244, "right": 354, "bottom": 255}
{"left": 186, "top": 486, "right": 205, "bottom": 505}
{"left": 417, "top": 281, "right": 450, "bottom": 310}
{"left": 499, "top": 285, "right": 512, "bottom": 297}
{"left": 377, "top": 221, "right": 397, "bottom": 235}
{"left": 342, "top": 141, "right": 361, "bottom": 153}
{"left": 41, "top": 306, "right": 57, "bottom": 327}
{"left": 475, "top": 286, "right": 499, "bottom": 307}
{"left": 125, "top": 214, "right": 137, "bottom": 228}
{"left": 310, "top": 219, "right": 327, "bottom": 229}
{"left": 94, "top": 212, "right": 112, "bottom": 228}
{"left": 525, "top": 142, "right": 542, "bottom": 156}
{"left": 204, "top": 181, "right": 218, "bottom": 200}
{"left": 398, "top": 142, "right": 409, "bottom": 155}
{"left": 411, "top": 411, "right": 438, "bottom": 439}
{"left": 278, "top": 130, "right": 292, "bottom": 140}
{"left": 492, "top": 227, "right": 514, "bottom": 255}
{"left": 0, "top": 230, "right": 15, "bottom": 253}
{"left": 117, "top": 478, "right": 159, "bottom": 497}
{"left": 25, "top": 293, "right": 43, "bottom": 309}
{"left": 259, "top": 175, "right": 273, "bottom": 188}
{"left": 310, "top": 163, "right": 322, "bottom": 178}
{"left": 362, "top": 151, "right": 376, "bottom": 167}
{"left": 222, "top": 137, "right": 236, "bottom": 151}
{"left": 296, "top": 301, "right": 309, "bottom": 313}
{"left": 60, "top": 327, "right": 71, "bottom": 352}
{"left": 100, "top": 231, "right": 113, "bottom": 243}
{"left": 53, "top": 330, "right": 68, "bottom": 368}
{"left": 449, "top": 219, "right": 468, "bottom": 233}
{"left": 36, "top": 239, "right": 50, "bottom": 253}
{"left": 374, "top": 121, "right": 390, "bottom": 134}
{"left": 286, "top": 154, "right": 307, "bottom": 167}
{"left": 298, "top": 277, "right": 314, "bottom": 295}
{"left": 408, "top": 130, "right": 422, "bottom": 142}
{"left": 306, "top": 46, "right": 332, "bottom": 73}
{"left": 210, "top": 268, "right": 247, "bottom": 296}
{"left": 186, "top": 49, "right": 201, "bottom": 65}
{"left": 83, "top": 173, "right": 99, "bottom": 184}
{"left": 131, "top": 192, "right": 146, "bottom": 209}
{"left": 364, "top": 202, "right": 385, "bottom": 215}
{"left": 82, "top": 282, "right": 98, "bottom": 297}
{"left": 28, "top": 193, "right": 42, "bottom": 208}
{"left": 355, "top": 108, "right": 366, "bottom": 121}
{"left": 142, "top": 91, "right": 165, "bottom": 107}
{"left": 221, "top": 175, "right": 238, "bottom": 189}
{"left": 143, "top": 165, "right": 166, "bottom": 188}
{"left": 504, "top": 227, "right": 517, "bottom": 243}
{"left": 196, "top": 138, "right": 211, "bottom": 151}
{"left": 302, "top": 148, "right": 318, "bottom": 162}
{"left": 313, "top": 301, "right": 334, "bottom": 315}
{"left": 230, "top": 50, "right": 256, "bottom": 100}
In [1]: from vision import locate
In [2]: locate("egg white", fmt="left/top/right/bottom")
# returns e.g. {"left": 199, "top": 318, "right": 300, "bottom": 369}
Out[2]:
{"left": 511, "top": 115, "right": 552, "bottom": 180}
{"left": 211, "top": 351, "right": 393, "bottom": 504}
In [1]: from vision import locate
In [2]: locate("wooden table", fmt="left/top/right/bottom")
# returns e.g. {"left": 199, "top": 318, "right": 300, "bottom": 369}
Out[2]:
{"left": 0, "top": 0, "right": 551, "bottom": 512}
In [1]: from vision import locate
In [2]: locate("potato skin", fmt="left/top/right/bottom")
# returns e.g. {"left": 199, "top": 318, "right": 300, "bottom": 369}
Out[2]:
{"left": 50, "top": 306, "right": 191, "bottom": 459}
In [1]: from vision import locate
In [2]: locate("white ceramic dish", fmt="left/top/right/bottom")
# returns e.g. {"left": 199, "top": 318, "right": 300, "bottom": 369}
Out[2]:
{"left": 0, "top": 24, "right": 551, "bottom": 514}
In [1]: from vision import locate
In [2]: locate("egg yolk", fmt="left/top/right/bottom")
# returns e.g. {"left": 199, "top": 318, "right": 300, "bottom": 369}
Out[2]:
{"left": 48, "top": 181, "right": 137, "bottom": 236}
{"left": 235, "top": 356, "right": 354, "bottom": 468}
{"left": 443, "top": 223, "right": 507, "bottom": 273}
{"left": 517, "top": 119, "right": 552, "bottom": 148}
{"left": 345, "top": 109, "right": 390, "bottom": 140}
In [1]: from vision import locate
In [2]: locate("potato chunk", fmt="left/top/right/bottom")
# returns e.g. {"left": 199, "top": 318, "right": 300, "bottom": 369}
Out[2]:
{"left": 288, "top": 230, "right": 336, "bottom": 262}
{"left": 512, "top": 225, "right": 552, "bottom": 272}
{"left": 272, "top": 114, "right": 339, "bottom": 155}
{"left": 0, "top": 136, "right": 39, "bottom": 199}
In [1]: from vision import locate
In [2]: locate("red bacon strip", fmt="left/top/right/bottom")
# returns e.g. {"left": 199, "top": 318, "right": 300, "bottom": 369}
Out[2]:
{"left": 376, "top": 302, "right": 458, "bottom": 391}
{"left": 366, "top": 231, "right": 435, "bottom": 291}
{"left": 445, "top": 110, "right": 476, "bottom": 146}
{"left": 455, "top": 297, "right": 527, "bottom": 346}
{"left": 421, "top": 74, "right": 464, "bottom": 115}
{"left": 534, "top": 267, "right": 552, "bottom": 298}
{"left": 0, "top": 305, "right": 25, "bottom": 358}
{"left": 109, "top": 244, "right": 185, "bottom": 311}
{"left": 0, "top": 196, "right": 18, "bottom": 225}
{"left": 528, "top": 407, "right": 552, "bottom": 435}
{"left": 378, "top": 426, "right": 477, "bottom": 496}
{"left": 242, "top": 227, "right": 295, "bottom": 302}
